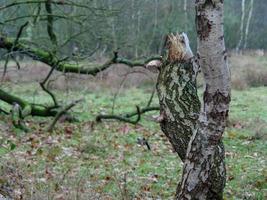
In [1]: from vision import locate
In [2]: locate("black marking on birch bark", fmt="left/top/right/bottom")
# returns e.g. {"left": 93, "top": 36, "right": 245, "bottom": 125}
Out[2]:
{"left": 205, "top": 94, "right": 230, "bottom": 119}
{"left": 219, "top": 35, "right": 224, "bottom": 40}
{"left": 196, "top": 14, "right": 212, "bottom": 40}
{"left": 223, "top": 49, "right": 227, "bottom": 61}
{"left": 196, "top": 0, "right": 221, "bottom": 9}
{"left": 203, "top": 89, "right": 231, "bottom": 105}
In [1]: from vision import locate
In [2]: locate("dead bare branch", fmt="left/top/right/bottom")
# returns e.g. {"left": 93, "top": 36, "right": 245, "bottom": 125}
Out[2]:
{"left": 96, "top": 106, "right": 159, "bottom": 124}
{"left": 46, "top": 99, "right": 83, "bottom": 132}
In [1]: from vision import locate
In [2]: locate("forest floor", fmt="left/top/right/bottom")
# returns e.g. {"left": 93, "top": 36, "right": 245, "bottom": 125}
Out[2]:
{"left": 0, "top": 83, "right": 266, "bottom": 200}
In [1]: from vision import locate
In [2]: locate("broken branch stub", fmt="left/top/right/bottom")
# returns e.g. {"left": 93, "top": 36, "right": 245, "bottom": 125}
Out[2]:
{"left": 146, "top": 32, "right": 194, "bottom": 72}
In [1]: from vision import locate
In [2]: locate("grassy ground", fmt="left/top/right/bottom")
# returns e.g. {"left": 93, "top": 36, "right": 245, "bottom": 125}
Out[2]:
{"left": 0, "top": 83, "right": 266, "bottom": 200}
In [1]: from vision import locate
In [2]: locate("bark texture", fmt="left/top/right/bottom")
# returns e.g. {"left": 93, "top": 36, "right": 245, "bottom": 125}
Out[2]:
{"left": 177, "top": 1, "right": 231, "bottom": 199}
{"left": 157, "top": 56, "right": 200, "bottom": 161}
{"left": 155, "top": 1, "right": 230, "bottom": 199}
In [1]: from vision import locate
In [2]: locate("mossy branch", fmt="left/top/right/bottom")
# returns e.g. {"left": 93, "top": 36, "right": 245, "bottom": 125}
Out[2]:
{"left": 0, "top": 88, "right": 58, "bottom": 117}
{"left": 0, "top": 36, "right": 162, "bottom": 75}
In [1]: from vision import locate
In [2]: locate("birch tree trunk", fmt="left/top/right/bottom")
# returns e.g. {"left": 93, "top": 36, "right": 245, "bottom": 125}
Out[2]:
{"left": 107, "top": 0, "right": 118, "bottom": 50}
{"left": 155, "top": 0, "right": 231, "bottom": 199}
{"left": 244, "top": 0, "right": 254, "bottom": 49}
{"left": 236, "top": 0, "right": 246, "bottom": 52}
{"left": 184, "top": 0, "right": 188, "bottom": 32}
{"left": 177, "top": 1, "right": 231, "bottom": 199}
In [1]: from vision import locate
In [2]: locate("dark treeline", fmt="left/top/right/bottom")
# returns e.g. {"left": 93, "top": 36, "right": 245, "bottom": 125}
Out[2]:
{"left": 0, "top": 0, "right": 266, "bottom": 60}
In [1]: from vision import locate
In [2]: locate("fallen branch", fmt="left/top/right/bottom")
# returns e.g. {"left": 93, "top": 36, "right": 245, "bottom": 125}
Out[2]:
{"left": 124, "top": 106, "right": 159, "bottom": 118}
{"left": 0, "top": 107, "right": 9, "bottom": 115}
{"left": 0, "top": 88, "right": 80, "bottom": 130}
{"left": 0, "top": 88, "right": 58, "bottom": 117}
{"left": 46, "top": 99, "right": 83, "bottom": 132}
{"left": 96, "top": 106, "right": 159, "bottom": 124}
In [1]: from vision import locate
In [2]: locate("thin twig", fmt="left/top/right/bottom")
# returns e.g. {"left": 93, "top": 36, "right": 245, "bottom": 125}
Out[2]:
{"left": 1, "top": 21, "right": 29, "bottom": 78}
{"left": 46, "top": 99, "right": 83, "bottom": 132}
{"left": 146, "top": 87, "right": 156, "bottom": 107}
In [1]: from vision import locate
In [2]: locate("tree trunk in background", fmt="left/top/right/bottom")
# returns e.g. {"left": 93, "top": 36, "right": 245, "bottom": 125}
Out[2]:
{"left": 244, "top": 0, "right": 254, "bottom": 49}
{"left": 156, "top": 1, "right": 230, "bottom": 199}
{"left": 147, "top": 0, "right": 159, "bottom": 56}
{"left": 107, "top": 0, "right": 118, "bottom": 50}
{"left": 183, "top": 0, "right": 188, "bottom": 32}
{"left": 135, "top": 9, "right": 141, "bottom": 58}
{"left": 236, "top": 0, "right": 246, "bottom": 52}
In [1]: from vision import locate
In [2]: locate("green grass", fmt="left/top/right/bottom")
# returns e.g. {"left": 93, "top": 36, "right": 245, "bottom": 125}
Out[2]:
{"left": 0, "top": 84, "right": 266, "bottom": 199}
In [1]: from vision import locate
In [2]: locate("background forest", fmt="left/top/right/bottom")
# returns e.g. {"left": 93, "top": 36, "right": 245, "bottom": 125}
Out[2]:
{"left": 0, "top": 0, "right": 267, "bottom": 59}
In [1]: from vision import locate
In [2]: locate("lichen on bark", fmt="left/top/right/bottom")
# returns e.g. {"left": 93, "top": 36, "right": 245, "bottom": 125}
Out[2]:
{"left": 156, "top": 57, "right": 200, "bottom": 161}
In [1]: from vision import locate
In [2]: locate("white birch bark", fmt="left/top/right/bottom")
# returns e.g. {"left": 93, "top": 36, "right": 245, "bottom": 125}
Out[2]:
{"left": 177, "top": 0, "right": 231, "bottom": 199}
{"left": 184, "top": 0, "right": 188, "bottom": 32}
{"left": 107, "top": 0, "right": 118, "bottom": 50}
{"left": 145, "top": 0, "right": 230, "bottom": 199}
{"left": 244, "top": 0, "right": 254, "bottom": 49}
{"left": 236, "top": 0, "right": 246, "bottom": 52}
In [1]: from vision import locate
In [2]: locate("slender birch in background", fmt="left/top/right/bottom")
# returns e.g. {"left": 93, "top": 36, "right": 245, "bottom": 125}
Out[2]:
{"left": 108, "top": 0, "right": 118, "bottom": 50}
{"left": 244, "top": 0, "right": 254, "bottom": 49}
{"left": 236, "top": 0, "right": 246, "bottom": 52}
{"left": 184, "top": 0, "right": 188, "bottom": 32}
